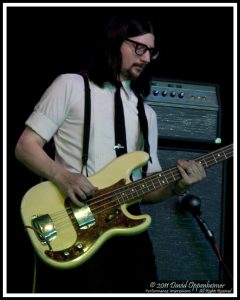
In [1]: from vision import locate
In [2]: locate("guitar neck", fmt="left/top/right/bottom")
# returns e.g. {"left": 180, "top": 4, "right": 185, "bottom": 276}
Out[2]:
{"left": 115, "top": 144, "right": 233, "bottom": 205}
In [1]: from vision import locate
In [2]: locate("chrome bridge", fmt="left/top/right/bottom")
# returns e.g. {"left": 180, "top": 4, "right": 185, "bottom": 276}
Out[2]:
{"left": 31, "top": 214, "right": 57, "bottom": 244}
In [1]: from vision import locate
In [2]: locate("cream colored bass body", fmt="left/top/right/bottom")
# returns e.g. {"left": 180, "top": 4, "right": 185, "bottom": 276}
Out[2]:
{"left": 21, "top": 151, "right": 151, "bottom": 270}
{"left": 20, "top": 144, "right": 233, "bottom": 270}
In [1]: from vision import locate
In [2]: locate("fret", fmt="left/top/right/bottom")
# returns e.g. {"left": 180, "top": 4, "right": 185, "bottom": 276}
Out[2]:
{"left": 151, "top": 178, "right": 156, "bottom": 189}
{"left": 212, "top": 153, "right": 218, "bottom": 164}
{"left": 222, "top": 151, "right": 227, "bottom": 159}
{"left": 114, "top": 190, "right": 126, "bottom": 205}
{"left": 139, "top": 185, "right": 148, "bottom": 196}
{"left": 165, "top": 169, "right": 180, "bottom": 183}
{"left": 129, "top": 188, "right": 140, "bottom": 199}
{"left": 139, "top": 183, "right": 149, "bottom": 194}
{"left": 203, "top": 151, "right": 227, "bottom": 167}
{"left": 144, "top": 181, "right": 154, "bottom": 192}
{"left": 170, "top": 169, "right": 177, "bottom": 181}
{"left": 216, "top": 151, "right": 225, "bottom": 161}
{"left": 156, "top": 173, "right": 168, "bottom": 186}
{"left": 198, "top": 158, "right": 208, "bottom": 168}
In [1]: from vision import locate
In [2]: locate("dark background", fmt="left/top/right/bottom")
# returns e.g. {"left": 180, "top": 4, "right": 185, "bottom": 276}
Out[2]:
{"left": 6, "top": 6, "right": 234, "bottom": 293}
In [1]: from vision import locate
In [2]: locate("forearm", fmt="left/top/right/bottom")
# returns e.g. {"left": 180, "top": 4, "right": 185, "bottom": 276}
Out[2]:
{"left": 15, "top": 135, "right": 66, "bottom": 183}
{"left": 15, "top": 128, "right": 96, "bottom": 206}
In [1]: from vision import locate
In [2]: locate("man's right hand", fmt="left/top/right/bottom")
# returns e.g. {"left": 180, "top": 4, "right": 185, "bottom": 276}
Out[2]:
{"left": 53, "top": 171, "right": 98, "bottom": 207}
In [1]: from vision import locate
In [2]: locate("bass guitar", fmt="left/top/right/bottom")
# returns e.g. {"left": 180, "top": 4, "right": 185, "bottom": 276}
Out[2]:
{"left": 21, "top": 144, "right": 233, "bottom": 269}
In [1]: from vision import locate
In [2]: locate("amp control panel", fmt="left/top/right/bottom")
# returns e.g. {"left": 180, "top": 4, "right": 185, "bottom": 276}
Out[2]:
{"left": 144, "top": 78, "right": 221, "bottom": 143}
{"left": 145, "top": 79, "right": 220, "bottom": 109}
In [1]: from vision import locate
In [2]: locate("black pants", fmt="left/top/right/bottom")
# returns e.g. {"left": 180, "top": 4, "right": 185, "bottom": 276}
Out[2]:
{"left": 34, "top": 205, "right": 158, "bottom": 293}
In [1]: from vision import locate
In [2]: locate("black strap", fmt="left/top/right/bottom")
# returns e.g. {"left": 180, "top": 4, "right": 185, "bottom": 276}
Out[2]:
{"left": 137, "top": 96, "right": 152, "bottom": 177}
{"left": 114, "top": 83, "right": 127, "bottom": 157}
{"left": 81, "top": 74, "right": 91, "bottom": 176}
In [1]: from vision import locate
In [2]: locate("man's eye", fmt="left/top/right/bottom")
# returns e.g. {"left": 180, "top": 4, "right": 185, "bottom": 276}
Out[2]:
{"left": 137, "top": 45, "right": 146, "bottom": 51}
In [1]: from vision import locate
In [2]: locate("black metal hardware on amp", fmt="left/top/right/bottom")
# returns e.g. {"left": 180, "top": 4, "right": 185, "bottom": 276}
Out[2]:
{"left": 144, "top": 79, "right": 222, "bottom": 144}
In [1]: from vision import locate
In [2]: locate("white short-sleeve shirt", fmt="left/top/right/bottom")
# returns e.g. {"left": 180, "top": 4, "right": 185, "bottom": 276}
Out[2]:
{"left": 26, "top": 73, "right": 161, "bottom": 177}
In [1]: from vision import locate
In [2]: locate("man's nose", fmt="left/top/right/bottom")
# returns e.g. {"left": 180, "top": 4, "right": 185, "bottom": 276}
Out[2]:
{"left": 140, "top": 50, "right": 151, "bottom": 63}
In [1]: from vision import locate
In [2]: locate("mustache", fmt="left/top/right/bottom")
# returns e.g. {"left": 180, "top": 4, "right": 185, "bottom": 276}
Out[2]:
{"left": 133, "top": 63, "right": 148, "bottom": 69}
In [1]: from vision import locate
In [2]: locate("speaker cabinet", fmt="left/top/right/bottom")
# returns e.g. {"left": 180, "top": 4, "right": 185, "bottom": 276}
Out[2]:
{"left": 141, "top": 147, "right": 227, "bottom": 280}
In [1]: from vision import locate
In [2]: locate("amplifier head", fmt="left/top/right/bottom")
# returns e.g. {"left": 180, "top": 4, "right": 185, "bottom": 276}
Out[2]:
{"left": 144, "top": 79, "right": 222, "bottom": 143}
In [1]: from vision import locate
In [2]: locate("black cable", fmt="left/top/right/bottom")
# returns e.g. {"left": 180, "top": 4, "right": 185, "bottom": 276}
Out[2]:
{"left": 194, "top": 213, "right": 233, "bottom": 281}
{"left": 180, "top": 194, "right": 233, "bottom": 281}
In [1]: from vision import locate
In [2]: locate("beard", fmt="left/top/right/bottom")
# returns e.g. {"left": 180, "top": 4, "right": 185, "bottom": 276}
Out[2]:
{"left": 121, "top": 63, "right": 147, "bottom": 81}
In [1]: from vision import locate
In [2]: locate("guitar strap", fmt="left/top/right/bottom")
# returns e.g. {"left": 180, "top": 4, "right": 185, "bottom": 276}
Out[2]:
{"left": 80, "top": 74, "right": 151, "bottom": 177}
{"left": 81, "top": 74, "right": 91, "bottom": 176}
{"left": 137, "top": 95, "right": 152, "bottom": 177}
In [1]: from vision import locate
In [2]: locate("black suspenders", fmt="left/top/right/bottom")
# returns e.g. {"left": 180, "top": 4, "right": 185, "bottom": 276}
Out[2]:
{"left": 137, "top": 96, "right": 152, "bottom": 177}
{"left": 80, "top": 74, "right": 151, "bottom": 177}
{"left": 81, "top": 74, "right": 91, "bottom": 176}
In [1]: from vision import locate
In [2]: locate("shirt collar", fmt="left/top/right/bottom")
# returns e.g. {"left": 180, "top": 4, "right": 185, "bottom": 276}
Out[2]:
{"left": 104, "top": 80, "right": 131, "bottom": 96}
{"left": 121, "top": 80, "right": 131, "bottom": 98}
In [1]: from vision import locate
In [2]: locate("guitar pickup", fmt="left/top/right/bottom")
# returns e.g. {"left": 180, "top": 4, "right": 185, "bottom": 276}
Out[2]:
{"left": 71, "top": 205, "right": 96, "bottom": 229}
{"left": 31, "top": 214, "right": 57, "bottom": 244}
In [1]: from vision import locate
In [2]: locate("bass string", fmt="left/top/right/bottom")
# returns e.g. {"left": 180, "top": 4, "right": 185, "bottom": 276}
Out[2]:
{"left": 49, "top": 145, "right": 233, "bottom": 230}
{"left": 50, "top": 170, "right": 180, "bottom": 230}
{"left": 55, "top": 145, "right": 233, "bottom": 220}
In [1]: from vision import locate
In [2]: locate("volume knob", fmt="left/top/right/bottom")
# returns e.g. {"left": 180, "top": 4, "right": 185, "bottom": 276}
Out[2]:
{"left": 178, "top": 92, "right": 184, "bottom": 98}
{"left": 161, "top": 90, "right": 167, "bottom": 97}
{"left": 153, "top": 89, "right": 159, "bottom": 96}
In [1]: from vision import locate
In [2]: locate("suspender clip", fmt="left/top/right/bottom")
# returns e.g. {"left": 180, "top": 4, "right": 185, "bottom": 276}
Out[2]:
{"left": 113, "top": 143, "right": 125, "bottom": 150}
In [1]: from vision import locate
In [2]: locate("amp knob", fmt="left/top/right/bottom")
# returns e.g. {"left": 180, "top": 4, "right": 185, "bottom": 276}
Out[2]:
{"left": 178, "top": 92, "right": 184, "bottom": 98}
{"left": 161, "top": 90, "right": 167, "bottom": 97}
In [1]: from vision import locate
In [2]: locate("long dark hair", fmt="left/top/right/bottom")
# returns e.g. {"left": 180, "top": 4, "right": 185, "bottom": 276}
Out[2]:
{"left": 87, "top": 13, "right": 156, "bottom": 97}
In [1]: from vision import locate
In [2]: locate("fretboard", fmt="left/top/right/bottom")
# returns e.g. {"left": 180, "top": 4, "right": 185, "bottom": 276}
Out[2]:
{"left": 114, "top": 144, "right": 233, "bottom": 204}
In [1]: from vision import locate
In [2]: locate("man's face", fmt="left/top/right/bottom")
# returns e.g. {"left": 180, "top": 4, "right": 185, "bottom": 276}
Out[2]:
{"left": 120, "top": 33, "right": 155, "bottom": 81}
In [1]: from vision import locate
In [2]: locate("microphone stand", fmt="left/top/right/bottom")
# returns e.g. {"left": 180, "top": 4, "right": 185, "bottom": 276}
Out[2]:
{"left": 180, "top": 194, "right": 233, "bottom": 282}
{"left": 192, "top": 210, "right": 233, "bottom": 282}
